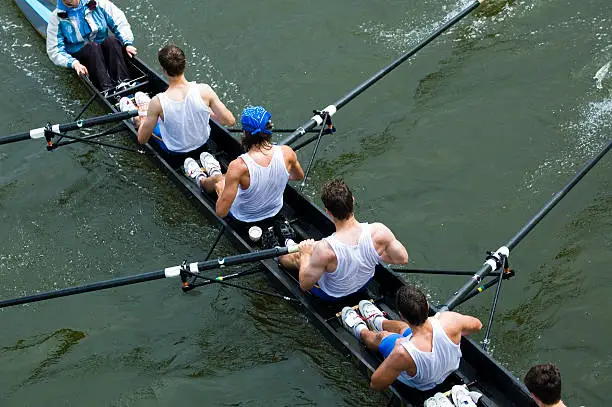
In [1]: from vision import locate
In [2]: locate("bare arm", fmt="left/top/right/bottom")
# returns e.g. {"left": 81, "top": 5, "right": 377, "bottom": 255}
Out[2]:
{"left": 371, "top": 223, "right": 408, "bottom": 264}
{"left": 137, "top": 96, "right": 162, "bottom": 144}
{"left": 458, "top": 314, "right": 482, "bottom": 336}
{"left": 371, "top": 344, "right": 413, "bottom": 391}
{"left": 282, "top": 145, "right": 304, "bottom": 181}
{"left": 298, "top": 240, "right": 331, "bottom": 291}
{"left": 437, "top": 311, "right": 482, "bottom": 342}
{"left": 215, "top": 159, "right": 243, "bottom": 217}
{"left": 200, "top": 84, "right": 235, "bottom": 126}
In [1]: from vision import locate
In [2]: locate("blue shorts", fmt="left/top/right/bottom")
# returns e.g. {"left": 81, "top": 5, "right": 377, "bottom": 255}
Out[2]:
{"left": 310, "top": 278, "right": 372, "bottom": 302}
{"left": 378, "top": 328, "right": 412, "bottom": 358}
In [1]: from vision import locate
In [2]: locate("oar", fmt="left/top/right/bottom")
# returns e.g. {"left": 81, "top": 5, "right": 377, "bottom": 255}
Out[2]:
{"left": 0, "top": 245, "right": 299, "bottom": 308}
{"left": 0, "top": 110, "right": 138, "bottom": 146}
{"left": 440, "top": 137, "right": 612, "bottom": 312}
{"left": 279, "top": 0, "right": 482, "bottom": 146}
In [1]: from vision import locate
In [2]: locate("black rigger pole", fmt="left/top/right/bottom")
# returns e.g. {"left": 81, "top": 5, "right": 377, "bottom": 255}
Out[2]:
{"left": 441, "top": 138, "right": 612, "bottom": 312}
{"left": 0, "top": 245, "right": 299, "bottom": 308}
{"left": 0, "top": 110, "right": 138, "bottom": 146}
{"left": 279, "top": 0, "right": 482, "bottom": 147}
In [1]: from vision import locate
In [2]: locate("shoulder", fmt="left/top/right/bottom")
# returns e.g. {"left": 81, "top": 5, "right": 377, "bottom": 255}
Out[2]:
{"left": 312, "top": 240, "right": 334, "bottom": 261}
{"left": 96, "top": 0, "right": 116, "bottom": 10}
{"left": 226, "top": 156, "right": 247, "bottom": 177}
{"left": 48, "top": 10, "right": 61, "bottom": 24}
{"left": 387, "top": 340, "right": 413, "bottom": 367}
{"left": 280, "top": 145, "right": 297, "bottom": 159}
{"left": 369, "top": 222, "right": 394, "bottom": 242}
{"left": 197, "top": 83, "right": 215, "bottom": 95}
{"left": 436, "top": 311, "right": 469, "bottom": 333}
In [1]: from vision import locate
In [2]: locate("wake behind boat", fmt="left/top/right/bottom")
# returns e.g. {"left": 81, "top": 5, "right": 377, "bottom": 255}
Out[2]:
{"left": 10, "top": 0, "right": 547, "bottom": 405}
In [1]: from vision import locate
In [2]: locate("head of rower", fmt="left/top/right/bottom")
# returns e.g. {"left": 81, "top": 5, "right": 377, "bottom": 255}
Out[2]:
{"left": 321, "top": 178, "right": 355, "bottom": 225}
{"left": 396, "top": 284, "right": 429, "bottom": 329}
{"left": 524, "top": 364, "right": 566, "bottom": 407}
{"left": 240, "top": 107, "right": 274, "bottom": 151}
{"left": 158, "top": 44, "right": 187, "bottom": 83}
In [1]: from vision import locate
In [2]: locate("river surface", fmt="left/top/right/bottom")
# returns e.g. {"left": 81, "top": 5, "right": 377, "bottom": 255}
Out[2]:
{"left": 0, "top": 0, "right": 610, "bottom": 405}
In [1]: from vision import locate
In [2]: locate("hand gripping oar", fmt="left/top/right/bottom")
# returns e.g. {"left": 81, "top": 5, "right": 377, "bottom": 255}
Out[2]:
{"left": 279, "top": 0, "right": 482, "bottom": 147}
{"left": 0, "top": 110, "right": 138, "bottom": 146}
{"left": 0, "top": 245, "right": 299, "bottom": 308}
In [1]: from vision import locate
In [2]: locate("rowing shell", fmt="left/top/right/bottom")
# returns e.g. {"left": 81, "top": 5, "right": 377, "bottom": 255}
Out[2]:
{"left": 13, "top": 0, "right": 536, "bottom": 405}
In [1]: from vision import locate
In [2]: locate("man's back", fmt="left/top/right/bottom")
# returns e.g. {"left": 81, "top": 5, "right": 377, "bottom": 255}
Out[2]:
{"left": 316, "top": 221, "right": 409, "bottom": 273}
{"left": 156, "top": 82, "right": 211, "bottom": 152}
{"left": 381, "top": 311, "right": 482, "bottom": 391}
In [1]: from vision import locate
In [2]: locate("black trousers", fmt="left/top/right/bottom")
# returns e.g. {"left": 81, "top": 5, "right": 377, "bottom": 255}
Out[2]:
{"left": 72, "top": 36, "right": 130, "bottom": 91}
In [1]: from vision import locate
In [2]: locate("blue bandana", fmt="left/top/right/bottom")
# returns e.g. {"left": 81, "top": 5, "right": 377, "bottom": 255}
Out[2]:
{"left": 57, "top": 0, "right": 85, "bottom": 18}
{"left": 241, "top": 106, "right": 272, "bottom": 135}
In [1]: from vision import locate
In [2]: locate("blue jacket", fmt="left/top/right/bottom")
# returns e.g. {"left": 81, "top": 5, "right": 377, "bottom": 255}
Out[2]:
{"left": 46, "top": 0, "right": 134, "bottom": 68}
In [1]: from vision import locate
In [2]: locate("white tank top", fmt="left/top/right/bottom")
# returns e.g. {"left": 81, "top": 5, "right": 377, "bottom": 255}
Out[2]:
{"left": 229, "top": 146, "right": 289, "bottom": 222}
{"left": 396, "top": 315, "right": 462, "bottom": 391}
{"left": 318, "top": 223, "right": 381, "bottom": 298}
{"left": 158, "top": 82, "right": 211, "bottom": 153}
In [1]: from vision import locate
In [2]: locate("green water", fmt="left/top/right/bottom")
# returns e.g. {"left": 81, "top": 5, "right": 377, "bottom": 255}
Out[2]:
{"left": 0, "top": 0, "right": 610, "bottom": 405}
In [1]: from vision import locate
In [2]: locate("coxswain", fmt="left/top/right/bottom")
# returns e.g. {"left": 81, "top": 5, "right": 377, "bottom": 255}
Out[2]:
{"left": 341, "top": 285, "right": 482, "bottom": 391}
{"left": 47, "top": 0, "right": 137, "bottom": 91}
{"left": 278, "top": 179, "right": 408, "bottom": 301}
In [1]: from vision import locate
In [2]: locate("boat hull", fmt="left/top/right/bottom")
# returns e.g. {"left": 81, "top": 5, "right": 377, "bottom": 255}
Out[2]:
{"left": 12, "top": 0, "right": 536, "bottom": 405}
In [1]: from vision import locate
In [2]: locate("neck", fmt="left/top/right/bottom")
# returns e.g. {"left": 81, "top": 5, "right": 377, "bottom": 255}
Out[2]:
{"left": 333, "top": 215, "right": 358, "bottom": 231}
{"left": 167, "top": 74, "right": 188, "bottom": 86}
{"left": 249, "top": 141, "right": 272, "bottom": 151}
{"left": 408, "top": 319, "right": 431, "bottom": 335}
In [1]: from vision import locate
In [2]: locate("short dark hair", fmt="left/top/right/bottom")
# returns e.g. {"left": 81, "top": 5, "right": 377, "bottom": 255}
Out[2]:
{"left": 158, "top": 45, "right": 186, "bottom": 77}
{"left": 524, "top": 364, "right": 562, "bottom": 404}
{"left": 321, "top": 179, "right": 354, "bottom": 220}
{"left": 241, "top": 123, "right": 273, "bottom": 151}
{"left": 396, "top": 285, "right": 429, "bottom": 326}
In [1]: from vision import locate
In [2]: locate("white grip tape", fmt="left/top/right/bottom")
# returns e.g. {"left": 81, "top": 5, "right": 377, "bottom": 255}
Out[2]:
{"left": 484, "top": 258, "right": 498, "bottom": 272}
{"left": 311, "top": 115, "right": 324, "bottom": 125}
{"left": 322, "top": 105, "right": 337, "bottom": 117}
{"left": 189, "top": 262, "right": 199, "bottom": 274}
{"left": 51, "top": 124, "right": 60, "bottom": 133}
{"left": 30, "top": 128, "right": 45, "bottom": 139}
{"left": 164, "top": 266, "right": 181, "bottom": 278}
{"left": 497, "top": 246, "right": 510, "bottom": 257}
{"left": 288, "top": 245, "right": 300, "bottom": 254}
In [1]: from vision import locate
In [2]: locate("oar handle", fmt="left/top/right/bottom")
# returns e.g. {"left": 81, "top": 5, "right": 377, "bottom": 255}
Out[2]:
{"left": 0, "top": 110, "right": 138, "bottom": 146}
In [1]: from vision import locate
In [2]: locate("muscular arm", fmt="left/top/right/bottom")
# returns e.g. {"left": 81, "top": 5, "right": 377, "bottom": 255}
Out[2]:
{"left": 200, "top": 84, "right": 235, "bottom": 126}
{"left": 137, "top": 96, "right": 162, "bottom": 144}
{"left": 298, "top": 241, "right": 331, "bottom": 291}
{"left": 437, "top": 311, "right": 482, "bottom": 343}
{"left": 371, "top": 223, "right": 408, "bottom": 264}
{"left": 458, "top": 314, "right": 482, "bottom": 336}
{"left": 371, "top": 344, "right": 413, "bottom": 391}
{"left": 215, "top": 159, "right": 244, "bottom": 217}
{"left": 281, "top": 145, "right": 304, "bottom": 181}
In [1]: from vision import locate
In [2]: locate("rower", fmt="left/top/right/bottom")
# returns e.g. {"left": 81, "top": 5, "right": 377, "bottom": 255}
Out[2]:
{"left": 121, "top": 44, "right": 235, "bottom": 154}
{"left": 278, "top": 179, "right": 408, "bottom": 301}
{"left": 341, "top": 285, "right": 482, "bottom": 391}
{"left": 524, "top": 364, "right": 567, "bottom": 407}
{"left": 47, "top": 0, "right": 137, "bottom": 91}
{"left": 184, "top": 106, "right": 304, "bottom": 246}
